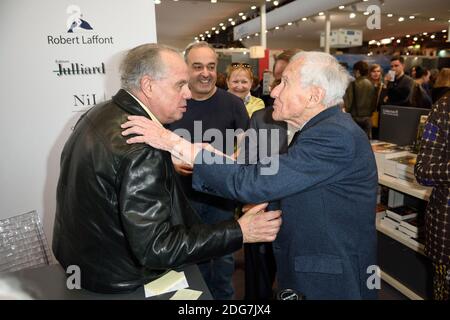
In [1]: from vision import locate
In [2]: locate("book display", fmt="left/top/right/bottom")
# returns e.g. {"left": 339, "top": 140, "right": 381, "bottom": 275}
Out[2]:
{"left": 374, "top": 140, "right": 433, "bottom": 300}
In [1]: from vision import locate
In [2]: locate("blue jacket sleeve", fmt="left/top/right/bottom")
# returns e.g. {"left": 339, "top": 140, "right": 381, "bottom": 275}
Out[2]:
{"left": 192, "top": 124, "right": 355, "bottom": 204}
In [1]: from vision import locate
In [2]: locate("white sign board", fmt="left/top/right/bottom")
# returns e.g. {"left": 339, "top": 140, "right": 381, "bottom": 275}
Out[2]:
{"left": 320, "top": 29, "right": 363, "bottom": 48}
{"left": 0, "top": 0, "right": 156, "bottom": 247}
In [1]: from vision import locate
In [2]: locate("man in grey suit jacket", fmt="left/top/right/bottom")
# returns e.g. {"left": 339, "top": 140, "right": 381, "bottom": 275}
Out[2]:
{"left": 122, "top": 51, "right": 379, "bottom": 299}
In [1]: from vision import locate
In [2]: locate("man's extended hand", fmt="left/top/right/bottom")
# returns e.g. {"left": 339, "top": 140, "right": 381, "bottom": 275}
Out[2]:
{"left": 237, "top": 203, "right": 282, "bottom": 243}
{"left": 171, "top": 155, "right": 193, "bottom": 176}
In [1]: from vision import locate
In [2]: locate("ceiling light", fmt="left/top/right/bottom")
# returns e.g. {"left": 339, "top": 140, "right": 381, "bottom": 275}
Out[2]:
{"left": 423, "top": 32, "right": 428, "bottom": 35}
{"left": 242, "top": 15, "right": 247, "bottom": 20}
{"left": 338, "top": 5, "right": 345, "bottom": 9}
{"left": 246, "top": 35, "right": 250, "bottom": 39}
{"left": 406, "top": 34, "right": 410, "bottom": 38}
{"left": 409, "top": 16, "right": 415, "bottom": 19}
{"left": 207, "top": 34, "right": 211, "bottom": 38}
{"left": 211, "top": 0, "right": 217, "bottom": 3}
{"left": 413, "top": 37, "right": 418, "bottom": 41}
{"left": 199, "top": 34, "right": 203, "bottom": 37}
{"left": 194, "top": 37, "right": 198, "bottom": 40}
{"left": 387, "top": 13, "right": 393, "bottom": 17}
{"left": 430, "top": 34, "right": 435, "bottom": 39}
{"left": 349, "top": 13, "right": 356, "bottom": 19}
{"left": 212, "top": 27, "right": 216, "bottom": 30}
{"left": 443, "top": 30, "right": 447, "bottom": 33}
{"left": 274, "top": 0, "right": 279, "bottom": 5}
{"left": 364, "top": 12, "right": 370, "bottom": 16}
{"left": 275, "top": 26, "right": 280, "bottom": 29}
{"left": 318, "top": 12, "right": 324, "bottom": 16}
{"left": 398, "top": 17, "right": 404, "bottom": 22}
{"left": 239, "top": 38, "right": 243, "bottom": 41}
{"left": 215, "top": 30, "right": 219, "bottom": 34}
{"left": 154, "top": 0, "right": 161, "bottom": 4}
{"left": 221, "top": 26, "right": 226, "bottom": 30}
{"left": 255, "top": 33, "right": 259, "bottom": 36}
{"left": 231, "top": 21, "right": 236, "bottom": 26}
{"left": 251, "top": 6, "right": 257, "bottom": 10}
{"left": 219, "top": 23, "right": 224, "bottom": 26}
{"left": 396, "top": 39, "right": 401, "bottom": 43}
{"left": 363, "top": 0, "right": 369, "bottom": 2}
{"left": 287, "top": 22, "right": 293, "bottom": 26}
{"left": 239, "top": 12, "right": 244, "bottom": 16}
{"left": 302, "top": 17, "right": 307, "bottom": 21}
{"left": 390, "top": 37, "right": 395, "bottom": 40}
{"left": 205, "top": 30, "right": 209, "bottom": 34}
{"left": 228, "top": 18, "right": 233, "bottom": 22}
{"left": 429, "top": 17, "right": 435, "bottom": 21}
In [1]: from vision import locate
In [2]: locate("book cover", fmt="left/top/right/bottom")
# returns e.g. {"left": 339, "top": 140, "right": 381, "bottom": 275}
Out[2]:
{"left": 372, "top": 143, "right": 403, "bottom": 153}
{"left": 386, "top": 205, "right": 418, "bottom": 222}
{"left": 399, "top": 217, "right": 424, "bottom": 234}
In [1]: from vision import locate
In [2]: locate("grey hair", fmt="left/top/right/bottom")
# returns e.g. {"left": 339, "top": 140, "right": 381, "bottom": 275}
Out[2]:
{"left": 184, "top": 41, "right": 217, "bottom": 63}
{"left": 291, "top": 51, "right": 352, "bottom": 107}
{"left": 120, "top": 43, "right": 182, "bottom": 92}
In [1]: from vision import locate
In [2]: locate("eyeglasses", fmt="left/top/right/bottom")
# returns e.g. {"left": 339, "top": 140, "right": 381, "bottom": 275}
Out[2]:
{"left": 231, "top": 62, "right": 251, "bottom": 69}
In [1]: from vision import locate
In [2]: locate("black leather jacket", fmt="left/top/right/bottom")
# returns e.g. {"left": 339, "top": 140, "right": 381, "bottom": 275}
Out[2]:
{"left": 52, "top": 89, "right": 243, "bottom": 293}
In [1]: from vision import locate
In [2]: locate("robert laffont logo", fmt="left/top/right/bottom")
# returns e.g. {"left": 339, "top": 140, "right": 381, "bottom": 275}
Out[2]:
{"left": 66, "top": 5, "right": 93, "bottom": 33}
{"left": 46, "top": 4, "right": 114, "bottom": 45}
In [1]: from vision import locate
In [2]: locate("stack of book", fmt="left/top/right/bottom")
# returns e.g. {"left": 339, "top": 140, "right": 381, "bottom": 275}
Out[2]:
{"left": 371, "top": 142, "right": 410, "bottom": 175}
{"left": 384, "top": 153, "right": 418, "bottom": 183}
{"left": 386, "top": 205, "right": 418, "bottom": 222}
{"left": 379, "top": 205, "right": 425, "bottom": 248}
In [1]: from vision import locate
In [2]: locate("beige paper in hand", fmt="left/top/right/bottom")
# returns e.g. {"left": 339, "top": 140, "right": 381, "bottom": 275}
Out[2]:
{"left": 169, "top": 288, "right": 203, "bottom": 300}
{"left": 144, "top": 270, "right": 188, "bottom": 298}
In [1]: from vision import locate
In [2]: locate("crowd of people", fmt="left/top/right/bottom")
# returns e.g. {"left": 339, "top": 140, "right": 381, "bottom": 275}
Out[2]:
{"left": 51, "top": 41, "right": 449, "bottom": 301}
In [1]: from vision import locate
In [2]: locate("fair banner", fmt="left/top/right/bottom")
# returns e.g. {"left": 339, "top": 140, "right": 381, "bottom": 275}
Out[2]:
{"left": 0, "top": 0, "right": 156, "bottom": 246}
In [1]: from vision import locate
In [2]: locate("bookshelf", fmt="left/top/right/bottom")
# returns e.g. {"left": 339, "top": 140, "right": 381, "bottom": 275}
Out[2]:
{"left": 376, "top": 214, "right": 425, "bottom": 255}
{"left": 378, "top": 173, "right": 431, "bottom": 201}
{"left": 376, "top": 171, "right": 433, "bottom": 300}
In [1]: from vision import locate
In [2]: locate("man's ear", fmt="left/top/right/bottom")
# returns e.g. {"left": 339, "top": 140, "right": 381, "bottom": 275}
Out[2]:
{"left": 140, "top": 75, "right": 153, "bottom": 98}
{"left": 310, "top": 86, "right": 325, "bottom": 105}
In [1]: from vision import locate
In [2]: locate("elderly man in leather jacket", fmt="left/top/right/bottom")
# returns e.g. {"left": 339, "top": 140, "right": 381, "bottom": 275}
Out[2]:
{"left": 52, "top": 44, "right": 282, "bottom": 294}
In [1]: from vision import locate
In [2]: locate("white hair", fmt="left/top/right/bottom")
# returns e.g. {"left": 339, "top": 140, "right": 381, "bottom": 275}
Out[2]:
{"left": 291, "top": 51, "right": 351, "bottom": 107}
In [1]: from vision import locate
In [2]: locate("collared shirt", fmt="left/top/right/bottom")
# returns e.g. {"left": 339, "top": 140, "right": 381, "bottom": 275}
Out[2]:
{"left": 287, "top": 123, "right": 299, "bottom": 146}
{"left": 126, "top": 90, "right": 163, "bottom": 128}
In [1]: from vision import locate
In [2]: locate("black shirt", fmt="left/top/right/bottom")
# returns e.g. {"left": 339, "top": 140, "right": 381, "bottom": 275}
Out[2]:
{"left": 169, "top": 88, "right": 249, "bottom": 204}
{"left": 170, "top": 87, "right": 249, "bottom": 154}
{"left": 386, "top": 74, "right": 415, "bottom": 106}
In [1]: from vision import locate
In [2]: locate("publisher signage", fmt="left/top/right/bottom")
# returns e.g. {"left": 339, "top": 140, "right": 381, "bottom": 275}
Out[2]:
{"left": 0, "top": 0, "right": 156, "bottom": 246}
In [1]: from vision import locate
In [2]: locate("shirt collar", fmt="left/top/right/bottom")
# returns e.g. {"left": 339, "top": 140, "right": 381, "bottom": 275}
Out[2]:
{"left": 126, "top": 90, "right": 163, "bottom": 128}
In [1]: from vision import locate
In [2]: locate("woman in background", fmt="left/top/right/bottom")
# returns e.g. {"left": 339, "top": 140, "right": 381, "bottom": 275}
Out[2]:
{"left": 226, "top": 63, "right": 264, "bottom": 117}
{"left": 368, "top": 64, "right": 386, "bottom": 139}
{"left": 414, "top": 91, "right": 450, "bottom": 300}
{"left": 432, "top": 68, "right": 450, "bottom": 103}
